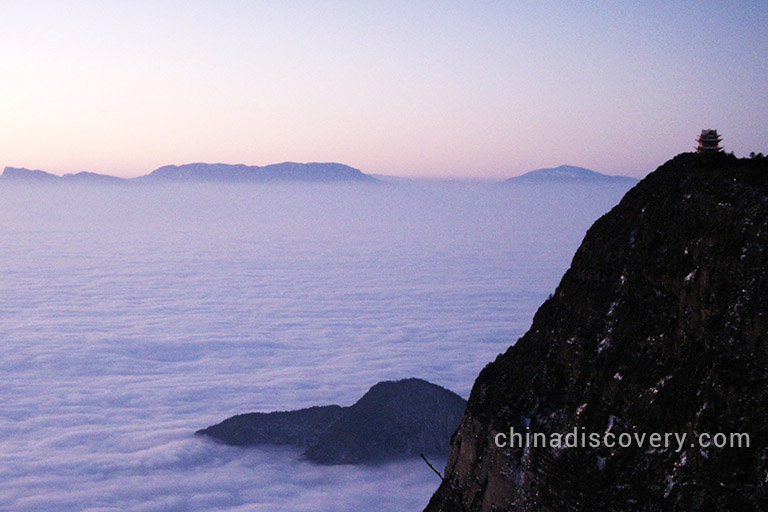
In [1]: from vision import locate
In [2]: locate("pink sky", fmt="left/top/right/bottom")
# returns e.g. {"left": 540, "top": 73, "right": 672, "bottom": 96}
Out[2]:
{"left": 1, "top": 1, "right": 766, "bottom": 179}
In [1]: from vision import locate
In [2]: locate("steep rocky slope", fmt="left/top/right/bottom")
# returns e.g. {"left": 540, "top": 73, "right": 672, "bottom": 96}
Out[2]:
{"left": 425, "top": 153, "right": 768, "bottom": 511}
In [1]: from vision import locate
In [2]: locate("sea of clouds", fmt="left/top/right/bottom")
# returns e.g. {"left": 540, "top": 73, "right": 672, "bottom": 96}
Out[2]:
{"left": 0, "top": 180, "right": 632, "bottom": 511}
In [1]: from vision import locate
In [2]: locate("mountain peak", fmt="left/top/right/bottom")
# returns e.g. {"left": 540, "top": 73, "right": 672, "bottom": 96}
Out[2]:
{"left": 197, "top": 377, "right": 466, "bottom": 465}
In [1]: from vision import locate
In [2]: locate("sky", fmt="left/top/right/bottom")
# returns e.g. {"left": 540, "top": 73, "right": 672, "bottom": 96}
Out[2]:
{"left": 1, "top": 0, "right": 766, "bottom": 179}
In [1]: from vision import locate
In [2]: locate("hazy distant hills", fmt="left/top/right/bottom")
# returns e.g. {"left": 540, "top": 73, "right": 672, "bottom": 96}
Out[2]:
{"left": 140, "top": 162, "right": 376, "bottom": 182}
{"left": 62, "top": 171, "right": 126, "bottom": 183}
{"left": 1, "top": 162, "right": 639, "bottom": 185}
{"left": 374, "top": 165, "right": 639, "bottom": 185}
{"left": 1, "top": 167, "right": 64, "bottom": 182}
{"left": 1, "top": 167, "right": 129, "bottom": 183}
{"left": 0, "top": 162, "right": 377, "bottom": 184}
{"left": 505, "top": 164, "right": 638, "bottom": 184}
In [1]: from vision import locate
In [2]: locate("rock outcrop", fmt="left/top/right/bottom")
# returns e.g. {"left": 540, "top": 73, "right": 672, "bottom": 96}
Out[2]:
{"left": 197, "top": 378, "right": 467, "bottom": 465}
{"left": 425, "top": 153, "right": 768, "bottom": 511}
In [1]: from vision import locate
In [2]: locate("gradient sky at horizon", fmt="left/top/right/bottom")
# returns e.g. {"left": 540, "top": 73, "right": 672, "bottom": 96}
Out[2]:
{"left": 1, "top": 1, "right": 766, "bottom": 179}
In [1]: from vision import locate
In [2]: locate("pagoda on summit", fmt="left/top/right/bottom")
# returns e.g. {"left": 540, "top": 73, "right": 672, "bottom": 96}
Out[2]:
{"left": 696, "top": 129, "right": 723, "bottom": 153}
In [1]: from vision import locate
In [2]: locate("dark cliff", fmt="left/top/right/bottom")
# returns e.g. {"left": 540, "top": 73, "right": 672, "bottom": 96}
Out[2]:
{"left": 425, "top": 153, "right": 768, "bottom": 511}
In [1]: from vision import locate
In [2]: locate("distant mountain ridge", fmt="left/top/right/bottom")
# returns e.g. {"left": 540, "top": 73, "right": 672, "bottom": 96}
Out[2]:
{"left": 1, "top": 167, "right": 63, "bottom": 181}
{"left": 0, "top": 162, "right": 377, "bottom": 184}
{"left": 141, "top": 162, "right": 375, "bottom": 182}
{"left": 1, "top": 163, "right": 636, "bottom": 185}
{"left": 505, "top": 164, "right": 638, "bottom": 184}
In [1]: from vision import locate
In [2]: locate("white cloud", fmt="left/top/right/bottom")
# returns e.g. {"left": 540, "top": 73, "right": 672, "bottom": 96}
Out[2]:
{"left": 0, "top": 181, "right": 630, "bottom": 510}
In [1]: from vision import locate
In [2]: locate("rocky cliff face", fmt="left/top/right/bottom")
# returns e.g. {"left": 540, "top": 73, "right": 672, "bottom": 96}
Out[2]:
{"left": 425, "top": 153, "right": 768, "bottom": 511}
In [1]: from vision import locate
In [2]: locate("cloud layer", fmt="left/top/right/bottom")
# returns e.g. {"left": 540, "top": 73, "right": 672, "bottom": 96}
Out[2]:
{"left": 0, "top": 181, "right": 631, "bottom": 510}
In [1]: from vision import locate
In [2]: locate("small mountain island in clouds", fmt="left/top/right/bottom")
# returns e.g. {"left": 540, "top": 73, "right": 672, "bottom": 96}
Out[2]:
{"left": 197, "top": 378, "right": 466, "bottom": 465}
{"left": 0, "top": 162, "right": 377, "bottom": 184}
{"left": 504, "top": 164, "right": 638, "bottom": 184}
